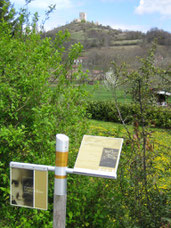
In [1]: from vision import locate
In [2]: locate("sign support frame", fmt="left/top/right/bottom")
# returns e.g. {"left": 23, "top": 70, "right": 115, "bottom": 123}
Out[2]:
{"left": 10, "top": 134, "right": 123, "bottom": 228}
{"left": 53, "top": 134, "right": 69, "bottom": 228}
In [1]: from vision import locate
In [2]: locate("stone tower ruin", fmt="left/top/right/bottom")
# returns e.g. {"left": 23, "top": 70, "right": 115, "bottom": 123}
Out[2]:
{"left": 79, "top": 12, "right": 87, "bottom": 21}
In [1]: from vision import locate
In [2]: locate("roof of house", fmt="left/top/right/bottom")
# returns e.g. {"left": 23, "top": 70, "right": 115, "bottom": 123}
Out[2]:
{"left": 156, "top": 91, "right": 171, "bottom": 96}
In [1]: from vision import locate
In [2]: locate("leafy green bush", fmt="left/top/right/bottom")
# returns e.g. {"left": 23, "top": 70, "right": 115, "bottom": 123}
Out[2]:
{"left": 87, "top": 100, "right": 171, "bottom": 128}
{"left": 0, "top": 8, "right": 88, "bottom": 227}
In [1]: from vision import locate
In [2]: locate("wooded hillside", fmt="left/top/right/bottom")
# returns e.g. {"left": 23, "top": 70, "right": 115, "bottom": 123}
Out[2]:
{"left": 45, "top": 21, "right": 171, "bottom": 74}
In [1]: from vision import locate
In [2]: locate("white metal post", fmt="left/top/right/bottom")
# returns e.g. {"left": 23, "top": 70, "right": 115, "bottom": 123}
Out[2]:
{"left": 53, "top": 134, "right": 69, "bottom": 228}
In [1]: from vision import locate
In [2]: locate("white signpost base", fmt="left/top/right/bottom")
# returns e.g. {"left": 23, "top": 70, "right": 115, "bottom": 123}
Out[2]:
{"left": 53, "top": 134, "right": 69, "bottom": 228}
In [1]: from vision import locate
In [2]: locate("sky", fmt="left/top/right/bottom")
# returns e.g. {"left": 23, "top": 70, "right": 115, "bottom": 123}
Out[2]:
{"left": 10, "top": 0, "right": 171, "bottom": 33}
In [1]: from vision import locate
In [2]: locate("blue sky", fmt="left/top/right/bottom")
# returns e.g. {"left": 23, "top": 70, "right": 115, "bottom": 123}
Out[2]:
{"left": 10, "top": 0, "right": 171, "bottom": 33}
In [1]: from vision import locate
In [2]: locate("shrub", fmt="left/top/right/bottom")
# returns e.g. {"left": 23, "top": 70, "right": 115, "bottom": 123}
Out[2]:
{"left": 87, "top": 100, "right": 171, "bottom": 128}
{"left": 0, "top": 8, "right": 88, "bottom": 227}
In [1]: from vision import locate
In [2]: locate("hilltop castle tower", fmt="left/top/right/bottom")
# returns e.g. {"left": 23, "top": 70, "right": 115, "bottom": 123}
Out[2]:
{"left": 79, "top": 12, "right": 87, "bottom": 21}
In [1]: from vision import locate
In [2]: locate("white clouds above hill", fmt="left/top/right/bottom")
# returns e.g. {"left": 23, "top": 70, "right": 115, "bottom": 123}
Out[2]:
{"left": 11, "top": 0, "right": 171, "bottom": 16}
{"left": 135, "top": 0, "right": 171, "bottom": 16}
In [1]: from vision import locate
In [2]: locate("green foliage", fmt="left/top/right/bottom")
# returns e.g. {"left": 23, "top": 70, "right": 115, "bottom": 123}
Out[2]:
{"left": 0, "top": 5, "right": 88, "bottom": 226}
{"left": 65, "top": 120, "right": 170, "bottom": 227}
{"left": 0, "top": 0, "right": 18, "bottom": 34}
{"left": 87, "top": 100, "right": 171, "bottom": 128}
{"left": 0, "top": 0, "right": 15, "bottom": 22}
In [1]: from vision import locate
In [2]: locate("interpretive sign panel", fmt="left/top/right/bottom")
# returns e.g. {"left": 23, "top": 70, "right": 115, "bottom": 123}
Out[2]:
{"left": 10, "top": 167, "right": 48, "bottom": 210}
{"left": 74, "top": 135, "right": 123, "bottom": 179}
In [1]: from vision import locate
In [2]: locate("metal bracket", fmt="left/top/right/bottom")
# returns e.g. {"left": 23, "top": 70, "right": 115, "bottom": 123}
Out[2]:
{"left": 10, "top": 161, "right": 74, "bottom": 173}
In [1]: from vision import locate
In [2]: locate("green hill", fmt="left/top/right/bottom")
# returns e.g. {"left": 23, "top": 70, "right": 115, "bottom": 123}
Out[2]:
{"left": 45, "top": 21, "right": 171, "bottom": 75}
{"left": 46, "top": 20, "right": 144, "bottom": 48}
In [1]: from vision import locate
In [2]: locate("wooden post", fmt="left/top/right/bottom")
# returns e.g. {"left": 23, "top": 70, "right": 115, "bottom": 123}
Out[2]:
{"left": 53, "top": 134, "right": 69, "bottom": 228}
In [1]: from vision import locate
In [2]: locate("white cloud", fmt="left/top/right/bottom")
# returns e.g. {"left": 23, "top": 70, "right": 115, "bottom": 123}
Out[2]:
{"left": 11, "top": 0, "right": 72, "bottom": 10}
{"left": 135, "top": 0, "right": 171, "bottom": 16}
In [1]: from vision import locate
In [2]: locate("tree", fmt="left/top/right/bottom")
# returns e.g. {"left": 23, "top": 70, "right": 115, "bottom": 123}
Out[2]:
{"left": 146, "top": 28, "right": 171, "bottom": 46}
{"left": 105, "top": 44, "right": 170, "bottom": 227}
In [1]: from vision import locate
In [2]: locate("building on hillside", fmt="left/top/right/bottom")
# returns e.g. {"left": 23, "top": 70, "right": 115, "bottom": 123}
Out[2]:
{"left": 152, "top": 89, "right": 171, "bottom": 106}
{"left": 155, "top": 91, "right": 171, "bottom": 106}
{"left": 79, "top": 12, "right": 87, "bottom": 21}
{"left": 74, "top": 12, "right": 87, "bottom": 22}
{"left": 66, "top": 56, "right": 88, "bottom": 81}
{"left": 73, "top": 56, "right": 87, "bottom": 66}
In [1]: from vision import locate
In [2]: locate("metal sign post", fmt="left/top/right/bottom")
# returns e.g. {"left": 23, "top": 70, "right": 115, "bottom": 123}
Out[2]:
{"left": 53, "top": 134, "right": 69, "bottom": 228}
{"left": 10, "top": 134, "right": 123, "bottom": 228}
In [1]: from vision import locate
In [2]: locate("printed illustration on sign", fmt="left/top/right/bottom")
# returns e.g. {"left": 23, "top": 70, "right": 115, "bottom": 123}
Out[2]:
{"left": 11, "top": 168, "right": 33, "bottom": 207}
{"left": 10, "top": 167, "right": 48, "bottom": 210}
{"left": 99, "top": 148, "right": 119, "bottom": 168}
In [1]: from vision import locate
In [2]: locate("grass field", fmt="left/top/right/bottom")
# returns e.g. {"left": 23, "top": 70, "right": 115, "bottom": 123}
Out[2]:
{"left": 88, "top": 119, "right": 171, "bottom": 138}
{"left": 87, "top": 119, "right": 171, "bottom": 190}
{"left": 84, "top": 82, "right": 171, "bottom": 104}
{"left": 84, "top": 83, "right": 132, "bottom": 103}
